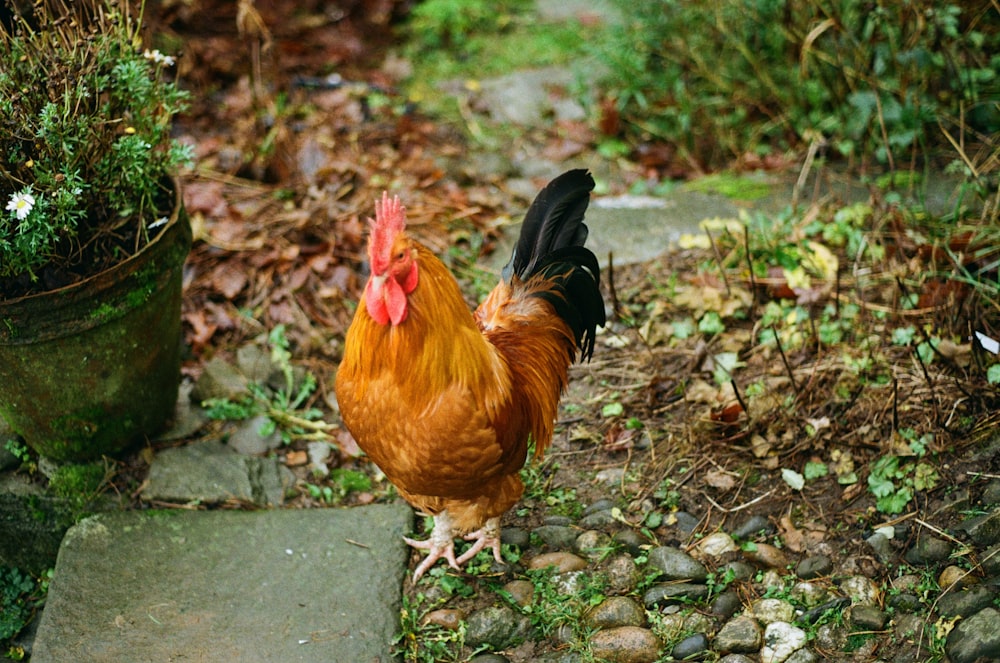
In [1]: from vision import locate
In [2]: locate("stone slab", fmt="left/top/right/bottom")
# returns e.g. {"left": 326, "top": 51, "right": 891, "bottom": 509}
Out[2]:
{"left": 32, "top": 504, "right": 412, "bottom": 663}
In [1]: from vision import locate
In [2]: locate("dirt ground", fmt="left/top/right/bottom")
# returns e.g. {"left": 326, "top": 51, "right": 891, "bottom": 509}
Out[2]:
{"left": 139, "top": 3, "right": 1000, "bottom": 660}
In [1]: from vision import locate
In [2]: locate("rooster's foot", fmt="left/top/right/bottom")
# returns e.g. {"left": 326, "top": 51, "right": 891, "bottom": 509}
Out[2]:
{"left": 456, "top": 517, "right": 503, "bottom": 565}
{"left": 404, "top": 512, "right": 461, "bottom": 582}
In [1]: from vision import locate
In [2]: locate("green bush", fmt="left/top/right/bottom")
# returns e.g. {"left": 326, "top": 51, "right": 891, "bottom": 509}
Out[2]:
{"left": 598, "top": 0, "right": 999, "bottom": 170}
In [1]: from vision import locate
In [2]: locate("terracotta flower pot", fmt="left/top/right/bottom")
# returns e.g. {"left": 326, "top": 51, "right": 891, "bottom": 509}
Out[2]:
{"left": 0, "top": 184, "right": 191, "bottom": 462}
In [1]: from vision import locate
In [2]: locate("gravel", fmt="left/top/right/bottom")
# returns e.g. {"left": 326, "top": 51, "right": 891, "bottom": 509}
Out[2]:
{"left": 414, "top": 485, "right": 1000, "bottom": 662}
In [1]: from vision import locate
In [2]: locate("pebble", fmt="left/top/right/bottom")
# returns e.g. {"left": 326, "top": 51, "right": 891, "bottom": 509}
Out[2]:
{"left": 789, "top": 581, "right": 827, "bottom": 607}
{"left": 578, "top": 509, "right": 618, "bottom": 529}
{"left": 887, "top": 592, "right": 922, "bottom": 612}
{"left": 958, "top": 507, "right": 1000, "bottom": 547}
{"left": 939, "top": 564, "right": 972, "bottom": 590}
{"left": 464, "top": 605, "right": 531, "bottom": 649}
{"left": 794, "top": 555, "right": 832, "bottom": 579}
{"left": 743, "top": 542, "right": 792, "bottom": 569}
{"left": 227, "top": 414, "right": 283, "bottom": 454}
{"left": 544, "top": 515, "right": 574, "bottom": 526}
{"left": 710, "top": 590, "right": 743, "bottom": 619}
{"left": 813, "top": 622, "right": 847, "bottom": 651}
{"left": 756, "top": 569, "right": 786, "bottom": 591}
{"left": 719, "top": 656, "right": 755, "bottom": 663}
{"left": 528, "top": 552, "right": 588, "bottom": 573}
{"left": 605, "top": 553, "right": 639, "bottom": 592}
{"left": 865, "top": 531, "right": 894, "bottom": 563}
{"left": 760, "top": 622, "right": 808, "bottom": 663}
{"left": 671, "top": 633, "right": 710, "bottom": 660}
{"left": 306, "top": 441, "right": 333, "bottom": 476}
{"left": 785, "top": 648, "right": 818, "bottom": 663}
{"left": 533, "top": 525, "right": 579, "bottom": 550}
{"left": 714, "top": 616, "right": 763, "bottom": 653}
{"left": 574, "top": 529, "right": 611, "bottom": 561}
{"left": 588, "top": 626, "right": 662, "bottom": 663}
{"left": 611, "top": 529, "right": 646, "bottom": 556}
{"left": 936, "top": 584, "right": 996, "bottom": 618}
{"left": 751, "top": 598, "right": 796, "bottom": 624}
{"left": 946, "top": 606, "right": 1000, "bottom": 663}
{"left": 673, "top": 511, "right": 701, "bottom": 536}
{"left": 501, "top": 526, "right": 530, "bottom": 548}
{"left": 696, "top": 531, "right": 738, "bottom": 557}
{"left": 799, "top": 597, "right": 849, "bottom": 625}
{"left": 839, "top": 575, "right": 879, "bottom": 606}
{"left": 586, "top": 596, "right": 646, "bottom": 628}
{"left": 732, "top": 514, "right": 773, "bottom": 539}
{"left": 502, "top": 579, "right": 534, "bottom": 607}
{"left": 904, "top": 535, "right": 951, "bottom": 564}
{"left": 982, "top": 480, "right": 1000, "bottom": 506}
{"left": 422, "top": 608, "right": 464, "bottom": 630}
{"left": 647, "top": 545, "right": 708, "bottom": 581}
{"left": 718, "top": 560, "right": 756, "bottom": 581}
{"left": 642, "top": 582, "right": 710, "bottom": 608}
{"left": 981, "top": 542, "right": 1000, "bottom": 576}
{"left": 552, "top": 571, "right": 587, "bottom": 594}
{"left": 848, "top": 605, "right": 886, "bottom": 630}
{"left": 582, "top": 499, "right": 616, "bottom": 516}
{"left": 468, "top": 654, "right": 511, "bottom": 663}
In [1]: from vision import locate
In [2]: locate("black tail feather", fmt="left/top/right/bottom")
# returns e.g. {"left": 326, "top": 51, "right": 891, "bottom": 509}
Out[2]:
{"left": 503, "top": 169, "right": 595, "bottom": 282}
{"left": 503, "top": 170, "right": 605, "bottom": 361}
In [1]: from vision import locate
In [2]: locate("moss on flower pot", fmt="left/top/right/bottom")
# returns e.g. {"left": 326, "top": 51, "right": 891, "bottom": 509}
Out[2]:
{"left": 0, "top": 187, "right": 191, "bottom": 462}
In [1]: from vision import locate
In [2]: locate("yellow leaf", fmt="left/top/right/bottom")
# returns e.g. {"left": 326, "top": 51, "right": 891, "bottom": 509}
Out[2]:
{"left": 805, "top": 241, "right": 839, "bottom": 280}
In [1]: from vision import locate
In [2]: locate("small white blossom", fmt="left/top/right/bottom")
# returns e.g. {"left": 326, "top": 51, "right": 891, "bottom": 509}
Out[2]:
{"left": 143, "top": 49, "right": 176, "bottom": 67}
{"left": 6, "top": 190, "right": 36, "bottom": 220}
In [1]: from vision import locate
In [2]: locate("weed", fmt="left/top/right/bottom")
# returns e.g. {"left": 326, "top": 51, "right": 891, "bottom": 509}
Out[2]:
{"left": 2, "top": 439, "right": 30, "bottom": 465}
{"left": 393, "top": 593, "right": 468, "bottom": 663}
{"left": 867, "top": 453, "right": 941, "bottom": 515}
{"left": 596, "top": 0, "right": 999, "bottom": 170}
{"left": 0, "top": 566, "right": 50, "bottom": 656}
{"left": 202, "top": 326, "right": 336, "bottom": 444}
{"left": 511, "top": 566, "right": 605, "bottom": 651}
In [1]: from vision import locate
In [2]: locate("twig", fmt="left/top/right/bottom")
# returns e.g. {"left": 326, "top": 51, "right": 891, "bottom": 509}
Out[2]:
{"left": 914, "top": 518, "right": 969, "bottom": 549}
{"left": 701, "top": 489, "right": 774, "bottom": 513}
{"left": 607, "top": 251, "right": 621, "bottom": 322}
{"left": 792, "top": 133, "right": 824, "bottom": 211}
{"left": 891, "top": 377, "right": 898, "bottom": 434}
{"left": 705, "top": 226, "right": 731, "bottom": 296}
{"left": 772, "top": 325, "right": 799, "bottom": 394}
{"left": 730, "top": 378, "right": 749, "bottom": 423}
{"left": 345, "top": 538, "right": 370, "bottom": 549}
{"left": 743, "top": 223, "right": 757, "bottom": 321}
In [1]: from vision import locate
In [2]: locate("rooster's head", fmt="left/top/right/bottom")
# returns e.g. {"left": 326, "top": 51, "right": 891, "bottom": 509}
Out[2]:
{"left": 365, "top": 192, "right": 419, "bottom": 326}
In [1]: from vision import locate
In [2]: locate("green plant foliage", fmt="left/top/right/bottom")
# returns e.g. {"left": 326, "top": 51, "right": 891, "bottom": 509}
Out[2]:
{"left": 597, "top": 0, "right": 999, "bottom": 169}
{"left": 202, "top": 326, "right": 336, "bottom": 445}
{"left": 0, "top": 566, "right": 43, "bottom": 644}
{"left": 0, "top": 0, "right": 193, "bottom": 291}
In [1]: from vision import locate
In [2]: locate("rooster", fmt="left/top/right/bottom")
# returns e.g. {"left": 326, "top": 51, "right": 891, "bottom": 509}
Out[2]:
{"left": 335, "top": 169, "right": 605, "bottom": 580}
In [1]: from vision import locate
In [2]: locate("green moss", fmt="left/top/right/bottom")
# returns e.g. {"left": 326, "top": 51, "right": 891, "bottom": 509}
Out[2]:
{"left": 682, "top": 172, "right": 773, "bottom": 200}
{"left": 48, "top": 462, "right": 106, "bottom": 499}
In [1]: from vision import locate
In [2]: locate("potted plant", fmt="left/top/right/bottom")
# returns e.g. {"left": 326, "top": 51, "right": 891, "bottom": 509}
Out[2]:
{"left": 0, "top": 0, "right": 193, "bottom": 462}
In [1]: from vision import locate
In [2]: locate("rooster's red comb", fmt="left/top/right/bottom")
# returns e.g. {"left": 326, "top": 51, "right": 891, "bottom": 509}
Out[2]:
{"left": 368, "top": 192, "right": 406, "bottom": 273}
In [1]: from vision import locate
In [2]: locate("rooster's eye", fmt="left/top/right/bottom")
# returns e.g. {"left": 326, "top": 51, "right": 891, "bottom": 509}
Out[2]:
{"left": 395, "top": 251, "right": 406, "bottom": 260}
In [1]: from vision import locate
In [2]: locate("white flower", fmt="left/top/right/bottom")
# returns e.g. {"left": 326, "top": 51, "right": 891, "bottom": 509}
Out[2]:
{"left": 6, "top": 190, "right": 36, "bottom": 220}
{"left": 143, "top": 49, "right": 176, "bottom": 67}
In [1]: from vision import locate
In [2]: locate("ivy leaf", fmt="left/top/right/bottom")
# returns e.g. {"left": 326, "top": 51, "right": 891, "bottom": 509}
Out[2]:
{"left": 804, "top": 461, "right": 828, "bottom": 480}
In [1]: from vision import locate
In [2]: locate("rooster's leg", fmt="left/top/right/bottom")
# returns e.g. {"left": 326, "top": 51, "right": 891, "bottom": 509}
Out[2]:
{"left": 403, "top": 511, "right": 461, "bottom": 582}
{"left": 456, "top": 517, "right": 503, "bottom": 565}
